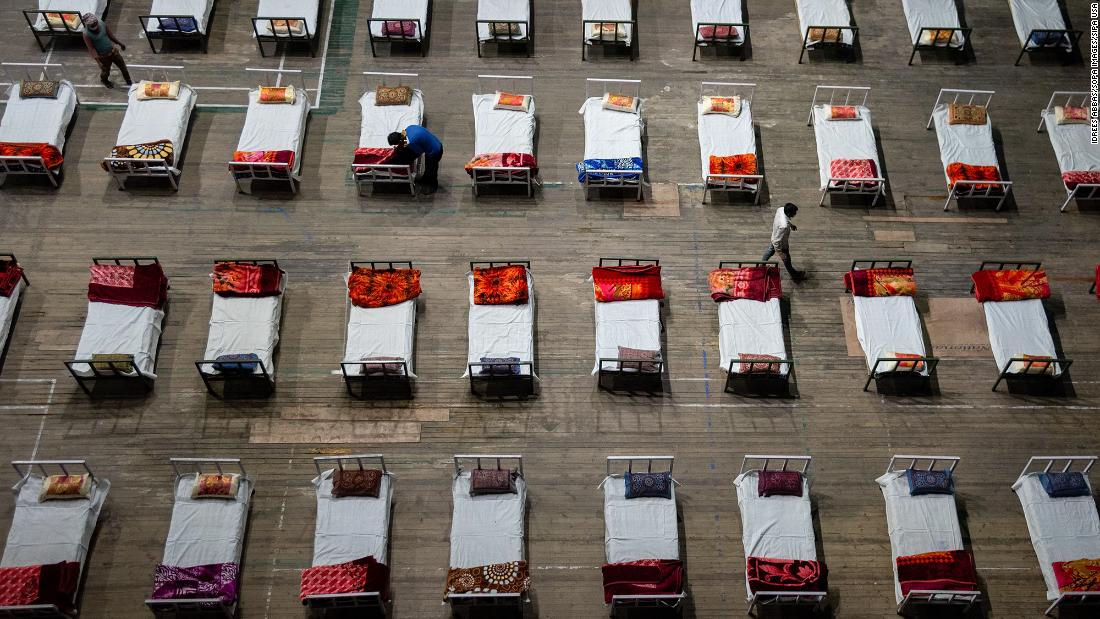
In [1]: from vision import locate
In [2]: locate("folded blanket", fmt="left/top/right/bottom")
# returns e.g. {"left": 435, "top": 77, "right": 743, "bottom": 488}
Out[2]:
{"left": 445, "top": 561, "right": 530, "bottom": 599}
{"left": 230, "top": 150, "right": 294, "bottom": 178}
{"left": 151, "top": 562, "right": 239, "bottom": 603}
{"left": 211, "top": 262, "right": 282, "bottom": 297}
{"left": 0, "top": 259, "right": 24, "bottom": 297}
{"left": 709, "top": 266, "right": 781, "bottom": 302}
{"left": 698, "top": 25, "right": 739, "bottom": 39}
{"left": 101, "top": 140, "right": 174, "bottom": 172}
{"left": 1063, "top": 171, "right": 1100, "bottom": 190}
{"left": 473, "top": 264, "right": 529, "bottom": 305}
{"left": 844, "top": 268, "right": 917, "bottom": 297}
{"left": 746, "top": 557, "right": 827, "bottom": 593}
{"left": 353, "top": 147, "right": 416, "bottom": 174}
{"left": 709, "top": 153, "right": 757, "bottom": 177}
{"left": 601, "top": 559, "right": 683, "bottom": 604}
{"left": 348, "top": 267, "right": 422, "bottom": 308}
{"left": 971, "top": 269, "right": 1050, "bottom": 302}
{"left": 88, "top": 262, "right": 169, "bottom": 309}
{"left": 0, "top": 561, "right": 80, "bottom": 611}
{"left": 592, "top": 264, "right": 664, "bottom": 302}
{"left": 896, "top": 550, "right": 977, "bottom": 597}
{"left": 577, "top": 157, "right": 643, "bottom": 182}
{"left": 1054, "top": 558, "right": 1100, "bottom": 593}
{"left": 829, "top": 158, "right": 879, "bottom": 187}
{"left": 946, "top": 162, "right": 1003, "bottom": 192}
{"left": 0, "top": 142, "right": 63, "bottom": 170}
{"left": 465, "top": 153, "right": 538, "bottom": 176}
{"left": 300, "top": 556, "right": 390, "bottom": 601}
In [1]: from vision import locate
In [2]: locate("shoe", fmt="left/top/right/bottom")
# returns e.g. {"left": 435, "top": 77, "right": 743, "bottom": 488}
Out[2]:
{"left": 101, "top": 79, "right": 115, "bottom": 89}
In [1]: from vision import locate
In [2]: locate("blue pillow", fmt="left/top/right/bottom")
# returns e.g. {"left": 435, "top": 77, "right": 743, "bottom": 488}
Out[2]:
{"left": 906, "top": 468, "right": 954, "bottom": 496}
{"left": 157, "top": 17, "right": 198, "bottom": 33}
{"left": 1039, "top": 472, "right": 1091, "bottom": 498}
{"left": 479, "top": 356, "right": 520, "bottom": 376}
{"left": 213, "top": 353, "right": 260, "bottom": 374}
{"left": 625, "top": 471, "right": 671, "bottom": 499}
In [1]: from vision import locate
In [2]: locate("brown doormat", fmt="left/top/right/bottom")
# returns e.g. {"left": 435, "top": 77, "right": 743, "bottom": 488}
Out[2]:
{"left": 925, "top": 297, "right": 990, "bottom": 358}
{"left": 838, "top": 296, "right": 862, "bottom": 357}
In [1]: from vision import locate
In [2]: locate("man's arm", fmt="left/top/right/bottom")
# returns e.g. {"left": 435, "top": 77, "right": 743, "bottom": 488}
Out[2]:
{"left": 83, "top": 35, "right": 99, "bottom": 58}
{"left": 106, "top": 25, "right": 126, "bottom": 50}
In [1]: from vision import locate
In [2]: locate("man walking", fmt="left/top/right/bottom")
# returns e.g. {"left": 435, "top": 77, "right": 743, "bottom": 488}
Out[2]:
{"left": 762, "top": 203, "right": 807, "bottom": 280}
{"left": 388, "top": 125, "right": 443, "bottom": 194}
{"left": 81, "top": 13, "right": 131, "bottom": 89}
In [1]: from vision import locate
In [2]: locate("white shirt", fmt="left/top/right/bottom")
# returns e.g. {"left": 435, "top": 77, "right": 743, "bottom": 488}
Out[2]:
{"left": 770, "top": 207, "right": 793, "bottom": 251}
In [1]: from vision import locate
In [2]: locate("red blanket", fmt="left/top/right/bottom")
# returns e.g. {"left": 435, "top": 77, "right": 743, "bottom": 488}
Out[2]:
{"left": 1053, "top": 558, "right": 1100, "bottom": 592}
{"left": 708, "top": 266, "right": 781, "bottom": 302}
{"left": 971, "top": 269, "right": 1050, "bottom": 302}
{"left": 348, "top": 267, "right": 422, "bottom": 308}
{"left": 1063, "top": 171, "right": 1100, "bottom": 190}
{"left": 896, "top": 550, "right": 978, "bottom": 597}
{"left": 464, "top": 153, "right": 538, "bottom": 176}
{"left": 592, "top": 265, "right": 664, "bottom": 303}
{"left": 746, "top": 557, "right": 827, "bottom": 593}
{"left": 946, "top": 162, "right": 1003, "bottom": 192}
{"left": 829, "top": 158, "right": 879, "bottom": 187}
{"left": 353, "top": 147, "right": 402, "bottom": 171}
{"left": 601, "top": 559, "right": 683, "bottom": 604}
{"left": 211, "top": 262, "right": 282, "bottom": 297}
{"left": 0, "top": 561, "right": 80, "bottom": 611}
{"left": 300, "top": 556, "right": 390, "bottom": 601}
{"left": 0, "top": 259, "right": 24, "bottom": 297}
{"left": 0, "top": 142, "right": 63, "bottom": 170}
{"left": 231, "top": 149, "right": 294, "bottom": 173}
{"left": 844, "top": 268, "right": 917, "bottom": 297}
{"left": 87, "top": 262, "right": 169, "bottom": 309}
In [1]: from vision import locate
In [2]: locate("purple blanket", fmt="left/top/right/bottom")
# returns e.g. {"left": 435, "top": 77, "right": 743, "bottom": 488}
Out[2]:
{"left": 152, "top": 562, "right": 239, "bottom": 603}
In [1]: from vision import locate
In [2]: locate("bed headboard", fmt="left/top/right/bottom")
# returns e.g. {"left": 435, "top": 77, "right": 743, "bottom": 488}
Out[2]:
{"left": 170, "top": 457, "right": 248, "bottom": 479}
{"left": 1018, "top": 456, "right": 1097, "bottom": 480}
{"left": 245, "top": 67, "right": 308, "bottom": 93}
{"left": 314, "top": 454, "right": 388, "bottom": 476}
{"left": 806, "top": 85, "right": 870, "bottom": 126}
{"left": 926, "top": 88, "right": 995, "bottom": 129}
{"left": 470, "top": 260, "right": 530, "bottom": 270}
{"left": 478, "top": 74, "right": 534, "bottom": 97}
{"left": 350, "top": 260, "right": 414, "bottom": 271}
{"left": 849, "top": 259, "right": 913, "bottom": 271}
{"left": 214, "top": 258, "right": 280, "bottom": 269}
{"left": 599, "top": 257, "right": 659, "bottom": 267}
{"left": 362, "top": 71, "right": 421, "bottom": 92}
{"left": 700, "top": 82, "right": 755, "bottom": 106}
{"left": 1038, "top": 91, "right": 1090, "bottom": 132}
{"left": 128, "top": 64, "right": 188, "bottom": 84}
{"left": 92, "top": 256, "right": 160, "bottom": 266}
{"left": 11, "top": 460, "right": 95, "bottom": 484}
{"left": 454, "top": 454, "right": 524, "bottom": 477}
{"left": 585, "top": 78, "right": 641, "bottom": 101}
{"left": 718, "top": 260, "right": 775, "bottom": 269}
{"left": 886, "top": 454, "right": 960, "bottom": 473}
{"left": 739, "top": 455, "right": 811, "bottom": 475}
{"left": 975, "top": 260, "right": 1043, "bottom": 272}
{"left": 606, "top": 455, "right": 674, "bottom": 477}
{"left": 1, "top": 61, "right": 64, "bottom": 84}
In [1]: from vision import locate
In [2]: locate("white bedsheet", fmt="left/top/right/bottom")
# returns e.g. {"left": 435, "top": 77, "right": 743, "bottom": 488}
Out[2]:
{"left": 313, "top": 469, "right": 394, "bottom": 566}
{"left": 0, "top": 81, "right": 77, "bottom": 151}
{"left": 733, "top": 471, "right": 816, "bottom": 595}
{"left": 343, "top": 298, "right": 417, "bottom": 378}
{"left": 795, "top": 0, "right": 854, "bottom": 46}
{"left": 465, "top": 272, "right": 535, "bottom": 377}
{"left": 149, "top": 0, "right": 215, "bottom": 34}
{"left": 932, "top": 104, "right": 999, "bottom": 184}
{"left": 449, "top": 472, "right": 526, "bottom": 568}
{"left": 163, "top": 474, "right": 252, "bottom": 567}
{"left": 369, "top": 0, "right": 431, "bottom": 39}
{"left": 1013, "top": 473, "right": 1100, "bottom": 600}
{"left": 698, "top": 99, "right": 756, "bottom": 181}
{"left": 115, "top": 84, "right": 197, "bottom": 172}
{"left": 1009, "top": 0, "right": 1071, "bottom": 49}
{"left": 902, "top": 0, "right": 965, "bottom": 47}
{"left": 853, "top": 295, "right": 928, "bottom": 375}
{"left": 812, "top": 105, "right": 880, "bottom": 190}
{"left": 1, "top": 475, "right": 109, "bottom": 568}
{"left": 200, "top": 281, "right": 284, "bottom": 376}
{"left": 581, "top": 97, "right": 643, "bottom": 162}
{"left": 359, "top": 90, "right": 424, "bottom": 149}
{"left": 237, "top": 90, "right": 311, "bottom": 176}
{"left": 256, "top": 0, "right": 320, "bottom": 36}
{"left": 0, "top": 279, "right": 26, "bottom": 358}
{"left": 71, "top": 301, "right": 165, "bottom": 378}
{"left": 477, "top": 0, "right": 530, "bottom": 40}
{"left": 32, "top": 0, "right": 107, "bottom": 31}
{"left": 983, "top": 299, "right": 1061, "bottom": 376}
{"left": 876, "top": 470, "right": 964, "bottom": 604}
{"left": 603, "top": 475, "right": 679, "bottom": 563}
{"left": 473, "top": 93, "right": 536, "bottom": 156}
{"left": 691, "top": 0, "right": 745, "bottom": 43}
{"left": 719, "top": 298, "right": 788, "bottom": 375}
{"left": 582, "top": 0, "right": 633, "bottom": 45}
{"left": 1043, "top": 110, "right": 1100, "bottom": 175}
{"left": 593, "top": 299, "right": 660, "bottom": 374}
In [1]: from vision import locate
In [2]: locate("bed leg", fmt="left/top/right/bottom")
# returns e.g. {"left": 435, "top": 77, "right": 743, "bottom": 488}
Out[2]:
{"left": 33, "top": 30, "right": 47, "bottom": 53}
{"left": 863, "top": 373, "right": 874, "bottom": 392}
{"left": 818, "top": 189, "right": 826, "bottom": 207}
{"left": 1015, "top": 46, "right": 1026, "bottom": 66}
{"left": 942, "top": 192, "right": 953, "bottom": 212}
{"left": 908, "top": 45, "right": 917, "bottom": 66}
{"left": 992, "top": 373, "right": 1005, "bottom": 392}
{"left": 1060, "top": 192, "right": 1073, "bottom": 212}
{"left": 995, "top": 191, "right": 1006, "bottom": 211}
{"left": 701, "top": 186, "right": 708, "bottom": 205}
{"left": 369, "top": 36, "right": 377, "bottom": 58}
{"left": 798, "top": 46, "right": 805, "bottom": 64}
{"left": 47, "top": 171, "right": 59, "bottom": 189}
{"left": 692, "top": 43, "right": 698, "bottom": 61}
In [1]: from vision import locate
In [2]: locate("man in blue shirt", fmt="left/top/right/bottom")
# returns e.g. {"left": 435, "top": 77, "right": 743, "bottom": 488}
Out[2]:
{"left": 81, "top": 13, "right": 131, "bottom": 89}
{"left": 389, "top": 125, "right": 443, "bottom": 194}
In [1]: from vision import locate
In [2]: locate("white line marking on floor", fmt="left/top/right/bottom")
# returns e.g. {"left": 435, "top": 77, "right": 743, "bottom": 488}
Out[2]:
{"left": 314, "top": 0, "right": 337, "bottom": 108}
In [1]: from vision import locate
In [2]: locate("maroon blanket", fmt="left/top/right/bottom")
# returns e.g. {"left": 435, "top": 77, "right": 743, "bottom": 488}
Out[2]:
{"left": 708, "top": 266, "right": 781, "bottom": 302}
{"left": 592, "top": 265, "right": 664, "bottom": 302}
{"left": 151, "top": 562, "right": 238, "bottom": 603}
{"left": 300, "top": 556, "right": 390, "bottom": 601}
{"left": 0, "top": 561, "right": 79, "bottom": 611}
{"left": 0, "top": 259, "right": 24, "bottom": 297}
{"left": 87, "top": 262, "right": 168, "bottom": 309}
{"left": 601, "top": 559, "right": 683, "bottom": 604}
{"left": 746, "top": 557, "right": 827, "bottom": 593}
{"left": 211, "top": 262, "right": 282, "bottom": 297}
{"left": 844, "top": 268, "right": 917, "bottom": 297}
{"left": 896, "top": 550, "right": 978, "bottom": 597}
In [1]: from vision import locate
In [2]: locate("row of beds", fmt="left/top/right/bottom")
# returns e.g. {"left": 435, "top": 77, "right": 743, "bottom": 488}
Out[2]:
{"left": 20, "top": 0, "right": 1084, "bottom": 64}
{"left": 0, "top": 255, "right": 1082, "bottom": 400}
{"left": 2, "top": 453, "right": 1098, "bottom": 617}
{"left": 2, "top": 72, "right": 1097, "bottom": 213}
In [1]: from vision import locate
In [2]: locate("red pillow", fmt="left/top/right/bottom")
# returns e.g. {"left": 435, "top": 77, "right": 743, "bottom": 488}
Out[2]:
{"left": 382, "top": 20, "right": 416, "bottom": 36}
{"left": 739, "top": 353, "right": 782, "bottom": 374}
{"left": 757, "top": 470, "right": 804, "bottom": 497}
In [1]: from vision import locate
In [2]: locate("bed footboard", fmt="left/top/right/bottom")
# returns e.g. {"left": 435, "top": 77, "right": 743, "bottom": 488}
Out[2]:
{"left": 799, "top": 25, "right": 858, "bottom": 63}
{"left": 446, "top": 592, "right": 524, "bottom": 608}
{"left": 65, "top": 355, "right": 154, "bottom": 399}
{"left": 898, "top": 589, "right": 980, "bottom": 614}
{"left": 822, "top": 176, "right": 885, "bottom": 206}
{"left": 1046, "top": 592, "right": 1100, "bottom": 617}
{"left": 468, "top": 362, "right": 536, "bottom": 399}
{"left": 196, "top": 359, "right": 274, "bottom": 399}
{"left": 104, "top": 157, "right": 179, "bottom": 192}
{"left": 704, "top": 173, "right": 762, "bottom": 204}
{"left": 582, "top": 18, "right": 636, "bottom": 60}
{"left": 0, "top": 156, "right": 60, "bottom": 188}
{"left": 609, "top": 593, "right": 684, "bottom": 615}
{"left": 252, "top": 16, "right": 316, "bottom": 57}
{"left": 367, "top": 18, "right": 427, "bottom": 57}
{"left": 725, "top": 359, "right": 793, "bottom": 397}
{"left": 1061, "top": 182, "right": 1100, "bottom": 212}
{"left": 145, "top": 598, "right": 234, "bottom": 618}
{"left": 140, "top": 5, "right": 214, "bottom": 54}
{"left": 944, "top": 179, "right": 1012, "bottom": 212}
{"left": 1017, "top": 29, "right": 1082, "bottom": 65}
{"left": 353, "top": 163, "right": 417, "bottom": 196}
{"left": 304, "top": 591, "right": 387, "bottom": 613}
{"left": 865, "top": 356, "right": 938, "bottom": 392}
{"left": 22, "top": 8, "right": 96, "bottom": 52}
{"left": 693, "top": 22, "right": 749, "bottom": 61}
{"left": 229, "top": 161, "right": 297, "bottom": 194}
{"left": 342, "top": 361, "right": 413, "bottom": 400}
{"left": 476, "top": 18, "right": 532, "bottom": 57}
{"left": 598, "top": 359, "right": 664, "bottom": 393}
{"left": 472, "top": 166, "right": 534, "bottom": 197}
{"left": 993, "top": 357, "right": 1072, "bottom": 392}
{"left": 582, "top": 168, "right": 644, "bottom": 201}
{"left": 909, "top": 27, "right": 972, "bottom": 65}
{"left": 748, "top": 590, "right": 826, "bottom": 616}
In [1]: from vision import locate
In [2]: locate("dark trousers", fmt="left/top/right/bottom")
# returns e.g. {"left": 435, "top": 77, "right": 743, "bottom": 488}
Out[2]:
{"left": 421, "top": 150, "right": 442, "bottom": 188}
{"left": 95, "top": 51, "right": 131, "bottom": 85}
{"left": 762, "top": 245, "right": 800, "bottom": 276}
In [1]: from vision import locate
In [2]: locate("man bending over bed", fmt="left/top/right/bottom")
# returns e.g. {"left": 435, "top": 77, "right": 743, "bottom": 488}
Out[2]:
{"left": 389, "top": 125, "right": 443, "bottom": 195}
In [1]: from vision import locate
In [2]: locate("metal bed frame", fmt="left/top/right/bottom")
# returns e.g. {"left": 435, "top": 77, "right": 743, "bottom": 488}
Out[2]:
{"left": 582, "top": 0, "right": 637, "bottom": 60}
{"left": 354, "top": 73, "right": 422, "bottom": 197}
{"left": 693, "top": 13, "right": 749, "bottom": 61}
{"left": 468, "top": 261, "right": 537, "bottom": 399}
{"left": 1016, "top": 27, "right": 1082, "bottom": 65}
{"left": 737, "top": 455, "right": 826, "bottom": 616}
{"left": 23, "top": 0, "right": 111, "bottom": 52}
{"left": 927, "top": 89, "right": 1012, "bottom": 211}
{"left": 146, "top": 458, "right": 251, "bottom": 619}
{"left": 102, "top": 65, "right": 191, "bottom": 192}
{"left": 0, "top": 460, "right": 99, "bottom": 619}
{"left": 600, "top": 456, "right": 684, "bottom": 616}
{"left": 882, "top": 455, "right": 980, "bottom": 615}
{"left": 0, "top": 253, "right": 31, "bottom": 374}
{"left": 472, "top": 75, "right": 537, "bottom": 198}
{"left": 797, "top": 0, "right": 858, "bottom": 65}
{"left": 1014, "top": 456, "right": 1100, "bottom": 616}
{"left": 367, "top": 0, "right": 432, "bottom": 57}
{"left": 582, "top": 79, "right": 644, "bottom": 201}
{"left": 229, "top": 68, "right": 309, "bottom": 195}
{"left": 252, "top": 2, "right": 321, "bottom": 57}
{"left": 304, "top": 455, "right": 391, "bottom": 616}
{"left": 64, "top": 256, "right": 162, "bottom": 399}
{"left": 806, "top": 85, "right": 886, "bottom": 207}
{"left": 596, "top": 258, "right": 664, "bottom": 394}
{"left": 907, "top": 26, "right": 973, "bottom": 66}
{"left": 447, "top": 455, "right": 527, "bottom": 611}
{"left": 341, "top": 261, "right": 416, "bottom": 400}
{"left": 195, "top": 259, "right": 282, "bottom": 400}
{"left": 0, "top": 63, "right": 73, "bottom": 189}
{"left": 1037, "top": 92, "right": 1098, "bottom": 212}
{"left": 140, "top": 0, "right": 216, "bottom": 53}
{"left": 844, "top": 260, "right": 939, "bottom": 393}
{"left": 716, "top": 261, "right": 794, "bottom": 396}
{"left": 701, "top": 83, "right": 763, "bottom": 204}
{"left": 476, "top": 0, "right": 532, "bottom": 57}
{"left": 970, "top": 261, "right": 1072, "bottom": 392}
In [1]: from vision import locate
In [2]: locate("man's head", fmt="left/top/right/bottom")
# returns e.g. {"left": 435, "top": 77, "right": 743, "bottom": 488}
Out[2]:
{"left": 81, "top": 13, "right": 100, "bottom": 31}
{"left": 387, "top": 132, "right": 406, "bottom": 147}
{"left": 783, "top": 202, "right": 798, "bottom": 218}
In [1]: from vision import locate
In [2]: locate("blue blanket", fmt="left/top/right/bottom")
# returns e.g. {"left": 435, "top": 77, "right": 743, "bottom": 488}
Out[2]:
{"left": 577, "top": 157, "right": 643, "bottom": 182}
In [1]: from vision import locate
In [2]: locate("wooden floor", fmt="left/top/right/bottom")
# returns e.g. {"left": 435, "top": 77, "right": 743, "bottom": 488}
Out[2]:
{"left": 1, "top": 0, "right": 1098, "bottom": 616}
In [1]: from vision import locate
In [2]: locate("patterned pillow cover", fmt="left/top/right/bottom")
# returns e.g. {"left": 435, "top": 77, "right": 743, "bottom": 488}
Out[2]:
{"left": 156, "top": 17, "right": 198, "bottom": 32}
{"left": 807, "top": 27, "right": 841, "bottom": 43}
{"left": 382, "top": 20, "right": 417, "bottom": 37}
{"left": 602, "top": 93, "right": 638, "bottom": 113}
{"left": 490, "top": 22, "right": 521, "bottom": 36}
{"left": 331, "top": 468, "right": 383, "bottom": 498}
{"left": 494, "top": 91, "right": 530, "bottom": 113}
{"left": 90, "top": 353, "right": 134, "bottom": 374}
{"left": 472, "top": 265, "right": 529, "bottom": 305}
{"left": 348, "top": 267, "right": 422, "bottom": 308}
{"left": 376, "top": 85, "right": 412, "bottom": 106}
{"left": 757, "top": 470, "right": 804, "bottom": 497}
{"left": 947, "top": 103, "right": 987, "bottom": 126}
{"left": 905, "top": 469, "right": 954, "bottom": 496}
{"left": 738, "top": 353, "right": 782, "bottom": 374}
{"left": 709, "top": 153, "right": 757, "bottom": 176}
{"left": 39, "top": 474, "right": 92, "bottom": 502}
{"left": 884, "top": 352, "right": 925, "bottom": 373}
{"left": 270, "top": 19, "right": 305, "bottom": 35}
{"left": 702, "top": 96, "right": 741, "bottom": 117}
{"left": 590, "top": 22, "right": 627, "bottom": 40}
{"left": 258, "top": 85, "right": 295, "bottom": 104}
{"left": 1039, "top": 472, "right": 1091, "bottom": 498}
{"left": 698, "top": 25, "right": 738, "bottom": 39}
{"left": 617, "top": 346, "right": 660, "bottom": 372}
{"left": 360, "top": 356, "right": 405, "bottom": 376}
{"left": 828, "top": 105, "right": 859, "bottom": 121}
{"left": 919, "top": 29, "right": 956, "bottom": 46}
{"left": 213, "top": 353, "right": 261, "bottom": 375}
{"left": 1055, "top": 105, "right": 1088, "bottom": 125}
{"left": 469, "top": 468, "right": 518, "bottom": 495}
{"left": 19, "top": 80, "right": 59, "bottom": 99}
{"left": 625, "top": 471, "right": 672, "bottom": 499}
{"left": 479, "top": 356, "right": 521, "bottom": 376}
{"left": 45, "top": 12, "right": 82, "bottom": 30}
{"left": 192, "top": 473, "right": 240, "bottom": 499}
{"left": 829, "top": 159, "right": 877, "bottom": 184}
{"left": 136, "top": 80, "right": 181, "bottom": 101}
{"left": 1010, "top": 353, "right": 1055, "bottom": 375}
